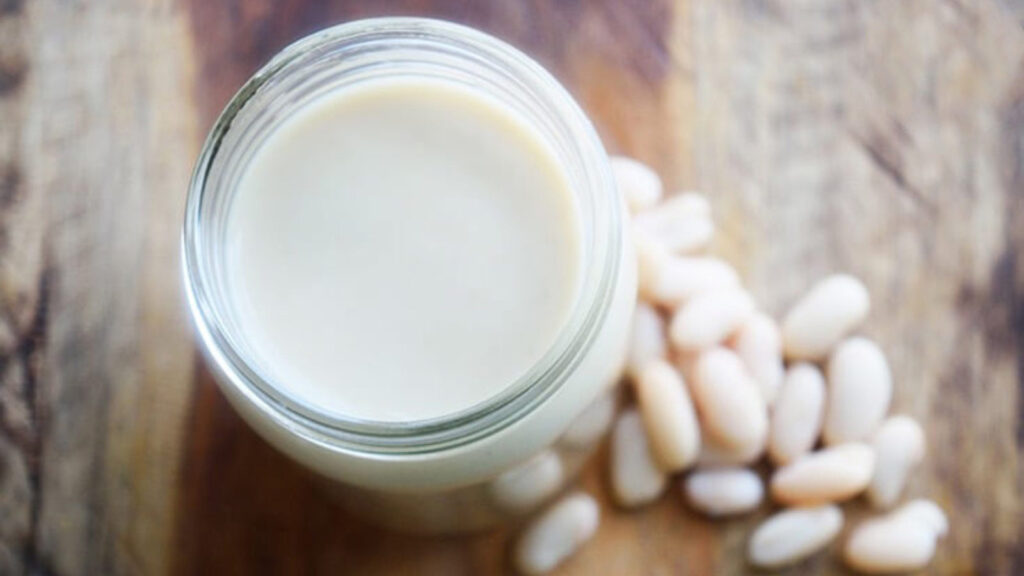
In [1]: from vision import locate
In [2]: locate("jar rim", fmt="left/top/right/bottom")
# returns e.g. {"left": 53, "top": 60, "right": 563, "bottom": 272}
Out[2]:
{"left": 182, "top": 17, "right": 621, "bottom": 455}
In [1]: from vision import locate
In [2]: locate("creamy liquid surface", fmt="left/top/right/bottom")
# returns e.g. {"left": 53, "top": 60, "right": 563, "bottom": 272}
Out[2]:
{"left": 226, "top": 79, "right": 582, "bottom": 422}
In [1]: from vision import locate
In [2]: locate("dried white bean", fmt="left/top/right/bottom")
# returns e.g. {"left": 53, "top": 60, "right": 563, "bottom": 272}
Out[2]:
{"left": 781, "top": 274, "right": 870, "bottom": 360}
{"left": 748, "top": 505, "right": 844, "bottom": 569}
{"left": 514, "top": 492, "right": 599, "bottom": 575}
{"left": 490, "top": 450, "right": 564, "bottom": 513}
{"left": 634, "top": 231, "right": 672, "bottom": 302}
{"left": 868, "top": 416, "right": 925, "bottom": 509}
{"left": 626, "top": 303, "right": 667, "bottom": 379}
{"left": 648, "top": 191, "right": 711, "bottom": 219}
{"left": 611, "top": 156, "right": 663, "bottom": 214}
{"left": 730, "top": 312, "right": 784, "bottom": 405}
{"left": 670, "top": 289, "right": 756, "bottom": 351}
{"left": 646, "top": 256, "right": 740, "bottom": 307}
{"left": 824, "top": 337, "right": 892, "bottom": 445}
{"left": 769, "top": 363, "right": 826, "bottom": 466}
{"left": 693, "top": 348, "right": 768, "bottom": 455}
{"left": 559, "top": 393, "right": 616, "bottom": 450}
{"left": 894, "top": 499, "right": 948, "bottom": 537}
{"left": 673, "top": 349, "right": 701, "bottom": 385}
{"left": 685, "top": 468, "right": 763, "bottom": 517}
{"left": 634, "top": 214, "right": 713, "bottom": 255}
{"left": 632, "top": 193, "right": 712, "bottom": 253}
{"left": 770, "top": 443, "right": 875, "bottom": 506}
{"left": 696, "top": 431, "right": 765, "bottom": 467}
{"left": 635, "top": 360, "right": 701, "bottom": 472}
{"left": 844, "top": 502, "right": 947, "bottom": 574}
{"left": 610, "top": 409, "right": 668, "bottom": 508}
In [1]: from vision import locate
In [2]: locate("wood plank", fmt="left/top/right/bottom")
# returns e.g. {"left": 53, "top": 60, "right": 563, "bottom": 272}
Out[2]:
{"left": 0, "top": 0, "right": 199, "bottom": 574}
{"left": 0, "top": 0, "right": 1020, "bottom": 574}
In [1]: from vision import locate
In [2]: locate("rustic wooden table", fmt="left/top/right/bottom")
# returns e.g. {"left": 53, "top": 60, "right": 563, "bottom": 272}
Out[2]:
{"left": 1, "top": 0, "right": 1022, "bottom": 574}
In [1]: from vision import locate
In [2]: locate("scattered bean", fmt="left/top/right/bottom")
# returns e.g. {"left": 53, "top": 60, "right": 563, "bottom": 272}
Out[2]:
{"left": 626, "top": 303, "right": 667, "bottom": 379}
{"left": 634, "top": 231, "right": 672, "bottom": 302}
{"left": 843, "top": 500, "right": 947, "bottom": 574}
{"left": 693, "top": 348, "right": 768, "bottom": 455}
{"left": 730, "top": 312, "right": 784, "bottom": 405}
{"left": 635, "top": 360, "right": 701, "bottom": 472}
{"left": 635, "top": 215, "right": 713, "bottom": 256}
{"left": 514, "top": 492, "right": 600, "bottom": 575}
{"left": 770, "top": 443, "right": 875, "bottom": 506}
{"left": 748, "top": 505, "right": 844, "bottom": 569}
{"left": 611, "top": 156, "right": 662, "bottom": 214}
{"left": 633, "top": 193, "right": 712, "bottom": 253}
{"left": 491, "top": 450, "right": 564, "bottom": 513}
{"left": 611, "top": 409, "right": 668, "bottom": 508}
{"left": 685, "top": 468, "right": 764, "bottom": 517}
{"left": 646, "top": 256, "right": 740, "bottom": 307}
{"left": 769, "top": 363, "right": 826, "bottom": 466}
{"left": 696, "top": 430, "right": 765, "bottom": 467}
{"left": 673, "top": 348, "right": 701, "bottom": 385}
{"left": 894, "top": 499, "right": 948, "bottom": 536}
{"left": 670, "top": 289, "right": 756, "bottom": 351}
{"left": 824, "top": 337, "right": 892, "bottom": 445}
{"left": 867, "top": 416, "right": 925, "bottom": 509}
{"left": 781, "top": 274, "right": 870, "bottom": 360}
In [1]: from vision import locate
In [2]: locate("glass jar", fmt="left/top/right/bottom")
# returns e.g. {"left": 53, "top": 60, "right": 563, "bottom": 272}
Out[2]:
{"left": 182, "top": 17, "right": 636, "bottom": 533}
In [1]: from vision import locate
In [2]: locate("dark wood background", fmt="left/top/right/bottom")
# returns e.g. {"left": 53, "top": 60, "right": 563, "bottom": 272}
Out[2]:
{"left": 0, "top": 0, "right": 1022, "bottom": 574}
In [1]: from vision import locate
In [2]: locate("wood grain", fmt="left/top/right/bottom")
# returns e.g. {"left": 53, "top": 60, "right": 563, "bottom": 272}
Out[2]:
{"left": 0, "top": 0, "right": 1021, "bottom": 574}
{"left": 0, "top": 0, "right": 198, "bottom": 574}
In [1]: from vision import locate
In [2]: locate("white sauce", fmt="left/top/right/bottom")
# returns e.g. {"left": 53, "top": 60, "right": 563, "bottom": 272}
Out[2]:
{"left": 226, "top": 79, "right": 582, "bottom": 422}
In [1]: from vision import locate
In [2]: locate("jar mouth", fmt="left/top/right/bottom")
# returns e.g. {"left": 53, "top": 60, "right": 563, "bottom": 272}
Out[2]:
{"left": 182, "top": 17, "right": 621, "bottom": 454}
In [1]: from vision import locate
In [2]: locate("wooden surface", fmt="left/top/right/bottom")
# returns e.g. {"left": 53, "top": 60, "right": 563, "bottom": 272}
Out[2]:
{"left": 0, "top": 0, "right": 1022, "bottom": 574}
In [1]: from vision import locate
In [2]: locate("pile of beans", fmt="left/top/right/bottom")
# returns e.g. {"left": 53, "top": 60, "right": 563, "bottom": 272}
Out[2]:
{"left": 513, "top": 156, "right": 947, "bottom": 575}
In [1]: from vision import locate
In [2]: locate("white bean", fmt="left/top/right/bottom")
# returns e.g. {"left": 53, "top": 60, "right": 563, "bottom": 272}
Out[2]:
{"left": 868, "top": 416, "right": 925, "bottom": 509}
{"left": 781, "top": 274, "right": 870, "bottom": 360}
{"left": 646, "top": 191, "right": 711, "bottom": 219}
{"left": 894, "top": 499, "right": 948, "bottom": 537}
{"left": 632, "top": 193, "right": 713, "bottom": 253}
{"left": 730, "top": 312, "right": 784, "bottom": 405}
{"left": 843, "top": 502, "right": 947, "bottom": 574}
{"left": 634, "top": 215, "right": 713, "bottom": 255}
{"left": 824, "top": 337, "right": 892, "bottom": 445}
{"left": 514, "top": 492, "right": 600, "bottom": 575}
{"left": 634, "top": 232, "right": 672, "bottom": 302}
{"left": 769, "top": 363, "right": 826, "bottom": 466}
{"left": 490, "top": 450, "right": 564, "bottom": 513}
{"left": 770, "top": 443, "right": 875, "bottom": 506}
{"left": 693, "top": 348, "right": 768, "bottom": 455}
{"left": 685, "top": 468, "right": 763, "bottom": 517}
{"left": 670, "top": 289, "right": 756, "bottom": 351}
{"left": 611, "top": 156, "right": 663, "bottom": 214}
{"left": 626, "top": 303, "right": 667, "bottom": 379}
{"left": 610, "top": 409, "right": 668, "bottom": 508}
{"left": 673, "top": 349, "right": 701, "bottom": 386}
{"left": 696, "top": 431, "right": 765, "bottom": 467}
{"left": 559, "top": 393, "right": 616, "bottom": 450}
{"left": 748, "top": 505, "right": 844, "bottom": 569}
{"left": 635, "top": 360, "right": 701, "bottom": 472}
{"left": 646, "top": 256, "right": 740, "bottom": 307}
